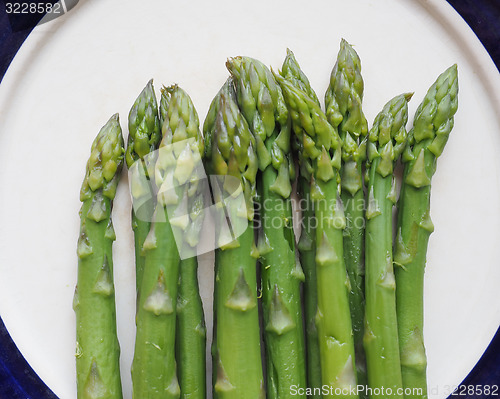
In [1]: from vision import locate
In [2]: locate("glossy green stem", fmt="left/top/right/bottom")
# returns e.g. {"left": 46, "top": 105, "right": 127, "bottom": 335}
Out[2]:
{"left": 341, "top": 185, "right": 367, "bottom": 391}
{"left": 260, "top": 148, "right": 306, "bottom": 399}
{"left": 297, "top": 178, "right": 322, "bottom": 399}
{"left": 213, "top": 227, "right": 264, "bottom": 399}
{"left": 132, "top": 207, "right": 181, "bottom": 399}
{"left": 364, "top": 158, "right": 403, "bottom": 398}
{"left": 395, "top": 142, "right": 434, "bottom": 399}
{"left": 132, "top": 192, "right": 154, "bottom": 294}
{"left": 177, "top": 255, "right": 207, "bottom": 399}
{"left": 315, "top": 179, "right": 358, "bottom": 398}
{"left": 76, "top": 192, "right": 122, "bottom": 399}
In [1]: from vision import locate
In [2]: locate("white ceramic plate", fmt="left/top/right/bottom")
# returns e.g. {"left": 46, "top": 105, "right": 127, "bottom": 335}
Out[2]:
{"left": 0, "top": 0, "right": 499, "bottom": 398}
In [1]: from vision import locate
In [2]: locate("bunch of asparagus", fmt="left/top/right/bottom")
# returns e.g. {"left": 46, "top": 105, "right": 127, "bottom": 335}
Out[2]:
{"left": 75, "top": 40, "right": 458, "bottom": 399}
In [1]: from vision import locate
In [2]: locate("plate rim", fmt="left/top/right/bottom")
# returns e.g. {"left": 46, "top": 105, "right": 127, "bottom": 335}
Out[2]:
{"left": 0, "top": 0, "right": 498, "bottom": 397}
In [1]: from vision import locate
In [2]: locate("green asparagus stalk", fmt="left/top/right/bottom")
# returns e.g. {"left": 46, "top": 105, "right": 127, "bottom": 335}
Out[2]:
{"left": 204, "top": 78, "right": 264, "bottom": 399}
{"left": 363, "top": 93, "right": 412, "bottom": 398}
{"left": 275, "top": 66, "right": 358, "bottom": 398}
{"left": 161, "top": 86, "right": 207, "bottom": 399}
{"left": 325, "top": 40, "right": 368, "bottom": 389}
{"left": 394, "top": 65, "right": 458, "bottom": 399}
{"left": 176, "top": 255, "right": 206, "bottom": 399}
{"left": 202, "top": 81, "right": 229, "bottom": 395}
{"left": 126, "top": 80, "right": 162, "bottom": 294}
{"left": 132, "top": 84, "right": 204, "bottom": 399}
{"left": 227, "top": 56, "right": 306, "bottom": 399}
{"left": 75, "top": 113, "right": 124, "bottom": 399}
{"left": 280, "top": 49, "right": 322, "bottom": 398}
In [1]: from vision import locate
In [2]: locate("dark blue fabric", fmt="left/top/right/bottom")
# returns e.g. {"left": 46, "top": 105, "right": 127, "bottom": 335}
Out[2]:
{"left": 0, "top": 0, "right": 58, "bottom": 82}
{"left": 447, "top": 0, "right": 500, "bottom": 71}
{"left": 458, "top": 328, "right": 500, "bottom": 399}
{"left": 0, "top": 1, "right": 498, "bottom": 398}
{"left": 0, "top": 318, "right": 58, "bottom": 398}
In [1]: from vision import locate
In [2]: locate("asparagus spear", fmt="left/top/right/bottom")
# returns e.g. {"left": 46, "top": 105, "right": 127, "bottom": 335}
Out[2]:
{"left": 227, "top": 56, "right": 306, "bottom": 399}
{"left": 275, "top": 66, "right": 358, "bottom": 398}
{"left": 394, "top": 65, "right": 458, "bottom": 399}
{"left": 202, "top": 82, "right": 225, "bottom": 395}
{"left": 160, "top": 86, "right": 207, "bottom": 399}
{"left": 75, "top": 114, "right": 124, "bottom": 399}
{"left": 204, "top": 78, "right": 264, "bottom": 399}
{"left": 132, "top": 84, "right": 204, "bottom": 399}
{"left": 363, "top": 93, "right": 412, "bottom": 398}
{"left": 176, "top": 255, "right": 206, "bottom": 399}
{"left": 325, "top": 40, "right": 368, "bottom": 389}
{"left": 126, "top": 80, "right": 162, "bottom": 294}
{"left": 280, "top": 49, "right": 322, "bottom": 397}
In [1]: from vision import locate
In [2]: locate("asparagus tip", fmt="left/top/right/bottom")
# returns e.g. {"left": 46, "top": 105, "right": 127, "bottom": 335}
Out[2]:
{"left": 405, "top": 92, "right": 414, "bottom": 102}
{"left": 226, "top": 56, "right": 242, "bottom": 74}
{"left": 162, "top": 83, "right": 180, "bottom": 95}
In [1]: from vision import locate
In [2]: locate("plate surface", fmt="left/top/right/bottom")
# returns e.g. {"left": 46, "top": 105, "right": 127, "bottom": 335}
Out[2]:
{"left": 0, "top": 0, "right": 499, "bottom": 398}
